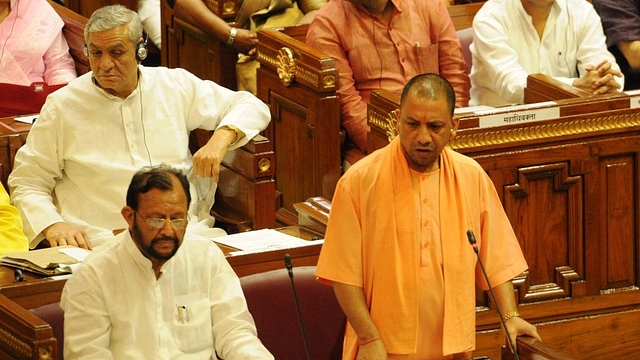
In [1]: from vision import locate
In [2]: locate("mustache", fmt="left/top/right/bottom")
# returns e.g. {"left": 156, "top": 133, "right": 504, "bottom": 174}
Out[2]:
{"left": 152, "top": 236, "right": 178, "bottom": 243}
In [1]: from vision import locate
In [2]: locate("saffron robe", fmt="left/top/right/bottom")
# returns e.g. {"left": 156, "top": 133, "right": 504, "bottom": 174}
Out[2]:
{"left": 316, "top": 138, "right": 528, "bottom": 358}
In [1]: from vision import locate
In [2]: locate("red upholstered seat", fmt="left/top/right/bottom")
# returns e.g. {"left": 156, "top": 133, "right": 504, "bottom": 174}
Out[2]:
{"left": 240, "top": 266, "right": 346, "bottom": 360}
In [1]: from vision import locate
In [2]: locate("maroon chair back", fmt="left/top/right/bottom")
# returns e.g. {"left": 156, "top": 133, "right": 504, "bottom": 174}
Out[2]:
{"left": 30, "top": 301, "right": 64, "bottom": 360}
{"left": 240, "top": 266, "right": 346, "bottom": 360}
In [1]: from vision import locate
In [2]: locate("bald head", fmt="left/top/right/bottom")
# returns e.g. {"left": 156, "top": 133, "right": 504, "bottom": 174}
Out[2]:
{"left": 401, "top": 73, "right": 456, "bottom": 118}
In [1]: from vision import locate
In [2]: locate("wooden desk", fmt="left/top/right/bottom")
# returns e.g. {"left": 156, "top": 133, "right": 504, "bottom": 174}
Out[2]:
{"left": 221, "top": 227, "right": 323, "bottom": 277}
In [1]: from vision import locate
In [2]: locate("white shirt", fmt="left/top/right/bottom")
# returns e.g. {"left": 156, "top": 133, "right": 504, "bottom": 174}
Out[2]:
{"left": 8, "top": 66, "right": 270, "bottom": 248}
{"left": 61, "top": 231, "right": 274, "bottom": 359}
{"left": 470, "top": 0, "right": 623, "bottom": 106}
{"left": 138, "top": 0, "right": 162, "bottom": 49}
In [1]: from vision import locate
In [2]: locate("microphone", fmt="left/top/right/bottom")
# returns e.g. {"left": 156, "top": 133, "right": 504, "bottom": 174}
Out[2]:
{"left": 283, "top": 254, "right": 312, "bottom": 360}
{"left": 466, "top": 230, "right": 519, "bottom": 360}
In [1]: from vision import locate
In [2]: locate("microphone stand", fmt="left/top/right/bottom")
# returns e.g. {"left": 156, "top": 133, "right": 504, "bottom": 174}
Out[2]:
{"left": 466, "top": 230, "right": 519, "bottom": 360}
{"left": 284, "top": 254, "right": 312, "bottom": 360}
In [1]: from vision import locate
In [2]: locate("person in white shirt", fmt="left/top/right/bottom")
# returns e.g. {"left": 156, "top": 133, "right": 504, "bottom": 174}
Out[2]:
{"left": 61, "top": 164, "right": 274, "bottom": 359}
{"left": 8, "top": 4, "right": 270, "bottom": 250}
{"left": 470, "top": 0, "right": 624, "bottom": 107}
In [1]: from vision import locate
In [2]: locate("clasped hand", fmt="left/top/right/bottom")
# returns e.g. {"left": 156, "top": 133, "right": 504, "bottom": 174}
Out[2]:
{"left": 573, "top": 60, "right": 623, "bottom": 95}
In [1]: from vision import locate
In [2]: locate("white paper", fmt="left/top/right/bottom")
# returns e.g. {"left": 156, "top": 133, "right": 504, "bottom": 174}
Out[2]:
{"left": 14, "top": 115, "right": 39, "bottom": 124}
{"left": 59, "top": 247, "right": 91, "bottom": 262}
{"left": 213, "top": 229, "right": 320, "bottom": 254}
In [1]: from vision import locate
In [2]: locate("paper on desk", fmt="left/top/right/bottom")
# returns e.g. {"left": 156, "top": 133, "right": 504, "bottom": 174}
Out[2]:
{"left": 213, "top": 229, "right": 318, "bottom": 255}
{"left": 1, "top": 245, "right": 90, "bottom": 271}
{"left": 14, "top": 114, "right": 39, "bottom": 124}
{"left": 59, "top": 246, "right": 91, "bottom": 262}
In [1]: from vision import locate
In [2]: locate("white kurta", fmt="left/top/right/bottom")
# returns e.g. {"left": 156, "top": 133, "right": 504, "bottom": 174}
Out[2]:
{"left": 61, "top": 232, "right": 274, "bottom": 359}
{"left": 470, "top": 0, "right": 623, "bottom": 106}
{"left": 8, "top": 66, "right": 270, "bottom": 247}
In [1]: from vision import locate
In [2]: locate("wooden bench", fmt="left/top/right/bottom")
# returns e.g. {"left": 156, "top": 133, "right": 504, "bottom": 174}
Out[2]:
{"left": 368, "top": 89, "right": 640, "bottom": 359}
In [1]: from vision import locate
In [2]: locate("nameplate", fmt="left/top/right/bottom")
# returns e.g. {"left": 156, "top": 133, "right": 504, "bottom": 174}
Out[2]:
{"left": 625, "top": 90, "right": 640, "bottom": 109}
{"left": 475, "top": 102, "right": 560, "bottom": 128}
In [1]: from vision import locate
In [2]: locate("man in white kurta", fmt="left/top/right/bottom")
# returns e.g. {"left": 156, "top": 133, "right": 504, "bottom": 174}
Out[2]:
{"left": 8, "top": 5, "right": 270, "bottom": 249}
{"left": 61, "top": 165, "right": 273, "bottom": 359}
{"left": 470, "top": 0, "right": 623, "bottom": 106}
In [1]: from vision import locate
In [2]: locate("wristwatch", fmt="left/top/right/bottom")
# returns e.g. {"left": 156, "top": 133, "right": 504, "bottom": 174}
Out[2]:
{"left": 227, "top": 27, "right": 237, "bottom": 46}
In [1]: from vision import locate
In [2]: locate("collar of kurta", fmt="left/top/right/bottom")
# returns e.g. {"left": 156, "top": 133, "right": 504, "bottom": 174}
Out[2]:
{"left": 370, "top": 138, "right": 476, "bottom": 355}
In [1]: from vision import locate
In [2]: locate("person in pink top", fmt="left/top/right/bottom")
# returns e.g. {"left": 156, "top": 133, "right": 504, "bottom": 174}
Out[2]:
{"left": 315, "top": 73, "right": 540, "bottom": 359}
{"left": 0, "top": 0, "right": 77, "bottom": 86}
{"left": 306, "top": 0, "right": 470, "bottom": 167}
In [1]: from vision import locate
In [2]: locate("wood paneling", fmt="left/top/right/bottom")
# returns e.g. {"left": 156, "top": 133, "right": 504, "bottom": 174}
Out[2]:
{"left": 256, "top": 28, "right": 341, "bottom": 225}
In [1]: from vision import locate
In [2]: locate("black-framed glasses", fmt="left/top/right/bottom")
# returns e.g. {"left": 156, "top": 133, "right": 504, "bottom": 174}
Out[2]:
{"left": 137, "top": 213, "right": 188, "bottom": 230}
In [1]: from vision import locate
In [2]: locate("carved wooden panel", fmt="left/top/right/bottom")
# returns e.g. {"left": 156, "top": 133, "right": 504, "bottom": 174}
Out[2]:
{"left": 499, "top": 162, "right": 584, "bottom": 303}
{"left": 257, "top": 29, "right": 341, "bottom": 224}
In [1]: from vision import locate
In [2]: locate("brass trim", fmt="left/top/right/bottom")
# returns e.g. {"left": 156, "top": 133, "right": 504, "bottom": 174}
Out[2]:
{"left": 0, "top": 327, "right": 32, "bottom": 358}
{"left": 322, "top": 74, "right": 336, "bottom": 89}
{"left": 276, "top": 47, "right": 296, "bottom": 87}
{"left": 258, "top": 158, "right": 271, "bottom": 172}
{"left": 39, "top": 345, "right": 53, "bottom": 360}
{"left": 370, "top": 108, "right": 400, "bottom": 142}
{"left": 450, "top": 112, "right": 640, "bottom": 150}
{"left": 222, "top": 1, "right": 236, "bottom": 15}
{"left": 296, "top": 66, "right": 318, "bottom": 88}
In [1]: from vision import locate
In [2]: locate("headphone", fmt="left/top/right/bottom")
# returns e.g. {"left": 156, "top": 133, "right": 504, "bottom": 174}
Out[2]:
{"left": 83, "top": 28, "right": 148, "bottom": 61}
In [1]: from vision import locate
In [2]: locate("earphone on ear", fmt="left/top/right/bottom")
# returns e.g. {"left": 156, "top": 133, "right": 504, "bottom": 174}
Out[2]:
{"left": 83, "top": 28, "right": 148, "bottom": 61}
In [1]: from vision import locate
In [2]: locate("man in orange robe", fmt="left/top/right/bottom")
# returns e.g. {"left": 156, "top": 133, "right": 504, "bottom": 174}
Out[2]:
{"left": 316, "top": 73, "right": 541, "bottom": 359}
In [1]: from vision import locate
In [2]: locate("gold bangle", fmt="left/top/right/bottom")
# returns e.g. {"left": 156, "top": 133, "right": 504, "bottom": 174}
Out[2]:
{"left": 503, "top": 311, "right": 521, "bottom": 322}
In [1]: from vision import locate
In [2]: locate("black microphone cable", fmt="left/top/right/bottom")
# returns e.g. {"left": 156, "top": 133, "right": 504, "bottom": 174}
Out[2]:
{"left": 466, "top": 230, "right": 519, "bottom": 360}
{"left": 284, "top": 253, "right": 312, "bottom": 360}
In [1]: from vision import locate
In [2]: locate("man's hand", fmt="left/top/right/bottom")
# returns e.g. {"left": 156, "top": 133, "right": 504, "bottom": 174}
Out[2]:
{"left": 356, "top": 338, "right": 388, "bottom": 360}
{"left": 192, "top": 127, "right": 238, "bottom": 182}
{"left": 42, "top": 222, "right": 92, "bottom": 250}
{"left": 233, "top": 29, "right": 258, "bottom": 57}
{"left": 573, "top": 60, "right": 623, "bottom": 95}
{"left": 503, "top": 316, "right": 542, "bottom": 352}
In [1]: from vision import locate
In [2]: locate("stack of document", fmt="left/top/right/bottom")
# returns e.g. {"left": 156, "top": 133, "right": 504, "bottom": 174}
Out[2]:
{"left": 1, "top": 246, "right": 91, "bottom": 276}
{"left": 214, "top": 229, "right": 322, "bottom": 256}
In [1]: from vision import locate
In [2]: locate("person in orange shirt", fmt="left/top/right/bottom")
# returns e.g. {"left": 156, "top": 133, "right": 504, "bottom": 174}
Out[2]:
{"left": 307, "top": 0, "right": 470, "bottom": 168}
{"left": 315, "top": 73, "right": 540, "bottom": 359}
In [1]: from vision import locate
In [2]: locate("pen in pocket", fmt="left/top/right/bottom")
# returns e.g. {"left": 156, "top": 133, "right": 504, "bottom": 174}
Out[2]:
{"left": 177, "top": 305, "right": 189, "bottom": 324}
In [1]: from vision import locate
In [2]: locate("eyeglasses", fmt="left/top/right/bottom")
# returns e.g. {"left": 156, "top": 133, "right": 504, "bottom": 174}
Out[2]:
{"left": 137, "top": 213, "right": 188, "bottom": 230}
